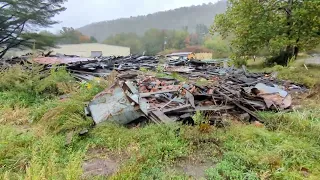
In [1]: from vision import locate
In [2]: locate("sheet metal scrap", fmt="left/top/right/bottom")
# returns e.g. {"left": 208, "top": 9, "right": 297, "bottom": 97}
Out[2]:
{"left": 2, "top": 53, "right": 305, "bottom": 126}
{"left": 1, "top": 54, "right": 160, "bottom": 81}
{"left": 86, "top": 72, "right": 283, "bottom": 125}
{"left": 87, "top": 82, "right": 145, "bottom": 125}
{"left": 87, "top": 63, "right": 305, "bottom": 125}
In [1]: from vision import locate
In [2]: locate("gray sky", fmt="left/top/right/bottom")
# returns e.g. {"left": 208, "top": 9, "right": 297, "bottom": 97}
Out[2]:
{"left": 51, "top": 0, "right": 219, "bottom": 32}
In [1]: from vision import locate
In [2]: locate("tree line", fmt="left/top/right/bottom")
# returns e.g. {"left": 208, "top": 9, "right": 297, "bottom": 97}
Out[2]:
{"left": 102, "top": 24, "right": 225, "bottom": 55}
{"left": 1, "top": 0, "right": 319, "bottom": 65}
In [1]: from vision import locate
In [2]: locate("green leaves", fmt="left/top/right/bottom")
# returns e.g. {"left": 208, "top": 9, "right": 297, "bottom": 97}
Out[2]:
{"left": 0, "top": 0, "right": 67, "bottom": 57}
{"left": 213, "top": 0, "right": 320, "bottom": 64}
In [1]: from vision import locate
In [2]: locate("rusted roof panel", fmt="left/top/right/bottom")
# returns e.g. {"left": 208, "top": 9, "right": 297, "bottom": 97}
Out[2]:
{"left": 33, "top": 57, "right": 91, "bottom": 65}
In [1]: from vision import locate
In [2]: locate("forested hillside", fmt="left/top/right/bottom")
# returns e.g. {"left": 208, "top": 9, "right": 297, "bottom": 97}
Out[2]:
{"left": 78, "top": 0, "right": 227, "bottom": 41}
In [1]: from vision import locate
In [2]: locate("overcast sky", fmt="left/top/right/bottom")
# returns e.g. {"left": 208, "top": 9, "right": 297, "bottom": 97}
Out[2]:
{"left": 51, "top": 0, "right": 219, "bottom": 32}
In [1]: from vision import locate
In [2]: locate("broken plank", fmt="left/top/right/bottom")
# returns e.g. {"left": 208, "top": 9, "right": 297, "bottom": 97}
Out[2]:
{"left": 162, "top": 104, "right": 192, "bottom": 113}
{"left": 151, "top": 110, "right": 175, "bottom": 124}
{"left": 215, "top": 89, "right": 264, "bottom": 122}
{"left": 140, "top": 89, "right": 178, "bottom": 98}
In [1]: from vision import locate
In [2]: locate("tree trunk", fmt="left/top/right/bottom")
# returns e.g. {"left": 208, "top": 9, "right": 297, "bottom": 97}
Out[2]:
{"left": 267, "top": 0, "right": 297, "bottom": 66}
{"left": 267, "top": 45, "right": 298, "bottom": 66}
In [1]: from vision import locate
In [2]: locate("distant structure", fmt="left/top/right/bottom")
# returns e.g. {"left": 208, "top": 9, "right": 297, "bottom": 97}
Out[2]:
{"left": 166, "top": 52, "right": 195, "bottom": 60}
{"left": 4, "top": 43, "right": 130, "bottom": 58}
{"left": 52, "top": 43, "right": 130, "bottom": 57}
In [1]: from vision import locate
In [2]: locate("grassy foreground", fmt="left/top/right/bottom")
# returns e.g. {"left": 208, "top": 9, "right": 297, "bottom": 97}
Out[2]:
{"left": 0, "top": 63, "right": 320, "bottom": 179}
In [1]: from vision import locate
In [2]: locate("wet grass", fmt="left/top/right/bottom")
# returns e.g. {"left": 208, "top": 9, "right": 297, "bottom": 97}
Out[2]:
{"left": 247, "top": 57, "right": 320, "bottom": 88}
{"left": 0, "top": 65, "right": 320, "bottom": 179}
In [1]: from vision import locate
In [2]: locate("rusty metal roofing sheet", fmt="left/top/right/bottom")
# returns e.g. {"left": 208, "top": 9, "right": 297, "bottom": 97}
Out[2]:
{"left": 33, "top": 57, "right": 91, "bottom": 65}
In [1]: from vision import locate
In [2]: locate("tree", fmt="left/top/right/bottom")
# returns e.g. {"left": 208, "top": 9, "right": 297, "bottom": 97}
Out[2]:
{"left": 59, "top": 27, "right": 80, "bottom": 44}
{"left": 213, "top": 0, "right": 320, "bottom": 65}
{"left": 142, "top": 29, "right": 165, "bottom": 55}
{"left": 0, "top": 0, "right": 67, "bottom": 58}
{"left": 164, "top": 30, "right": 188, "bottom": 50}
{"left": 90, "top": 36, "right": 98, "bottom": 43}
{"left": 204, "top": 34, "right": 231, "bottom": 58}
{"left": 104, "top": 33, "right": 143, "bottom": 54}
{"left": 58, "top": 27, "right": 95, "bottom": 44}
{"left": 195, "top": 24, "right": 209, "bottom": 44}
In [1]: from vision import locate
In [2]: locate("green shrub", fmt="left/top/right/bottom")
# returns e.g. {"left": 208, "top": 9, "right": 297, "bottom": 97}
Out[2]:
{"left": 0, "top": 63, "right": 76, "bottom": 95}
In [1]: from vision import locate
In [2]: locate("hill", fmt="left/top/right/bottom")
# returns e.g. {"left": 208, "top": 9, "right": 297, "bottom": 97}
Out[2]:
{"left": 78, "top": 0, "right": 227, "bottom": 41}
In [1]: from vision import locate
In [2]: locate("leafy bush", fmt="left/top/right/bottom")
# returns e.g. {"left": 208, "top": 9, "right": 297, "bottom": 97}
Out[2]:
{"left": 36, "top": 66, "right": 76, "bottom": 95}
{"left": 232, "top": 56, "right": 248, "bottom": 67}
{"left": 0, "top": 91, "right": 45, "bottom": 108}
{"left": 0, "top": 63, "right": 45, "bottom": 93}
{"left": 0, "top": 63, "right": 76, "bottom": 96}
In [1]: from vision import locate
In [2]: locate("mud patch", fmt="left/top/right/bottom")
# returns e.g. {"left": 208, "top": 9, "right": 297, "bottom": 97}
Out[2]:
{"left": 82, "top": 147, "right": 128, "bottom": 178}
{"left": 173, "top": 161, "right": 214, "bottom": 179}
{"left": 82, "top": 158, "right": 119, "bottom": 178}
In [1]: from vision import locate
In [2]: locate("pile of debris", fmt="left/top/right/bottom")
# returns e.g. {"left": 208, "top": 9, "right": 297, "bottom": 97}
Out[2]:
{"left": 1, "top": 53, "right": 306, "bottom": 125}
{"left": 85, "top": 67, "right": 303, "bottom": 126}
{"left": 0, "top": 54, "right": 159, "bottom": 81}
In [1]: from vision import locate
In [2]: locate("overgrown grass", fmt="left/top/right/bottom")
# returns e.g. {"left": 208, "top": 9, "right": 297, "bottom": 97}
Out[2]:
{"left": 205, "top": 123, "right": 320, "bottom": 179}
{"left": 87, "top": 123, "right": 189, "bottom": 179}
{"left": 1, "top": 63, "right": 320, "bottom": 179}
{"left": 247, "top": 58, "right": 320, "bottom": 88}
{"left": 0, "top": 63, "right": 76, "bottom": 108}
{"left": 0, "top": 125, "right": 86, "bottom": 179}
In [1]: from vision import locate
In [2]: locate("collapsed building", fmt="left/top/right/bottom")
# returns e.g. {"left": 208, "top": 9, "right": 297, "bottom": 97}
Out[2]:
{"left": 0, "top": 54, "right": 306, "bottom": 126}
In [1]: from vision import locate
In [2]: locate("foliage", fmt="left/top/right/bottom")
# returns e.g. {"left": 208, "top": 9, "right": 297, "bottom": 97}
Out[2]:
{"left": 0, "top": 0, "right": 67, "bottom": 58}
{"left": 103, "top": 28, "right": 192, "bottom": 55}
{"left": 192, "top": 111, "right": 206, "bottom": 125}
{"left": 276, "top": 67, "right": 320, "bottom": 88}
{"left": 103, "top": 27, "right": 210, "bottom": 55}
{"left": 195, "top": 24, "right": 209, "bottom": 45}
{"left": 142, "top": 29, "right": 166, "bottom": 55}
{"left": 248, "top": 61, "right": 320, "bottom": 88}
{"left": 0, "top": 63, "right": 75, "bottom": 97}
{"left": 58, "top": 27, "right": 97, "bottom": 44}
{"left": 104, "top": 33, "right": 143, "bottom": 54}
{"left": 90, "top": 36, "right": 98, "bottom": 43}
{"left": 0, "top": 64, "right": 77, "bottom": 109}
{"left": 0, "top": 91, "right": 45, "bottom": 108}
{"left": 36, "top": 100, "right": 93, "bottom": 134}
{"left": 78, "top": 2, "right": 228, "bottom": 41}
{"left": 204, "top": 34, "right": 232, "bottom": 58}
{"left": 213, "top": 0, "right": 320, "bottom": 65}
{"left": 31, "top": 79, "right": 108, "bottom": 134}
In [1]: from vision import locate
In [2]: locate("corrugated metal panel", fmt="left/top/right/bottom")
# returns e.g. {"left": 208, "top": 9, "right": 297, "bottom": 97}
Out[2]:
{"left": 88, "top": 85, "right": 144, "bottom": 124}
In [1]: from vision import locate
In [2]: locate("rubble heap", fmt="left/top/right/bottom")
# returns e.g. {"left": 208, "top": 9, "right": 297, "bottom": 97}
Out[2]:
{"left": 85, "top": 68, "right": 303, "bottom": 125}
{"left": 1, "top": 54, "right": 305, "bottom": 125}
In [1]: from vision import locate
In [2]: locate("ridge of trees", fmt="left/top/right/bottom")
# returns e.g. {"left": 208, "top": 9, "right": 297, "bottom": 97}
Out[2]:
{"left": 103, "top": 25, "right": 213, "bottom": 55}
{"left": 103, "top": 25, "right": 232, "bottom": 57}
{"left": 78, "top": 1, "right": 228, "bottom": 42}
{"left": 58, "top": 27, "right": 97, "bottom": 44}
